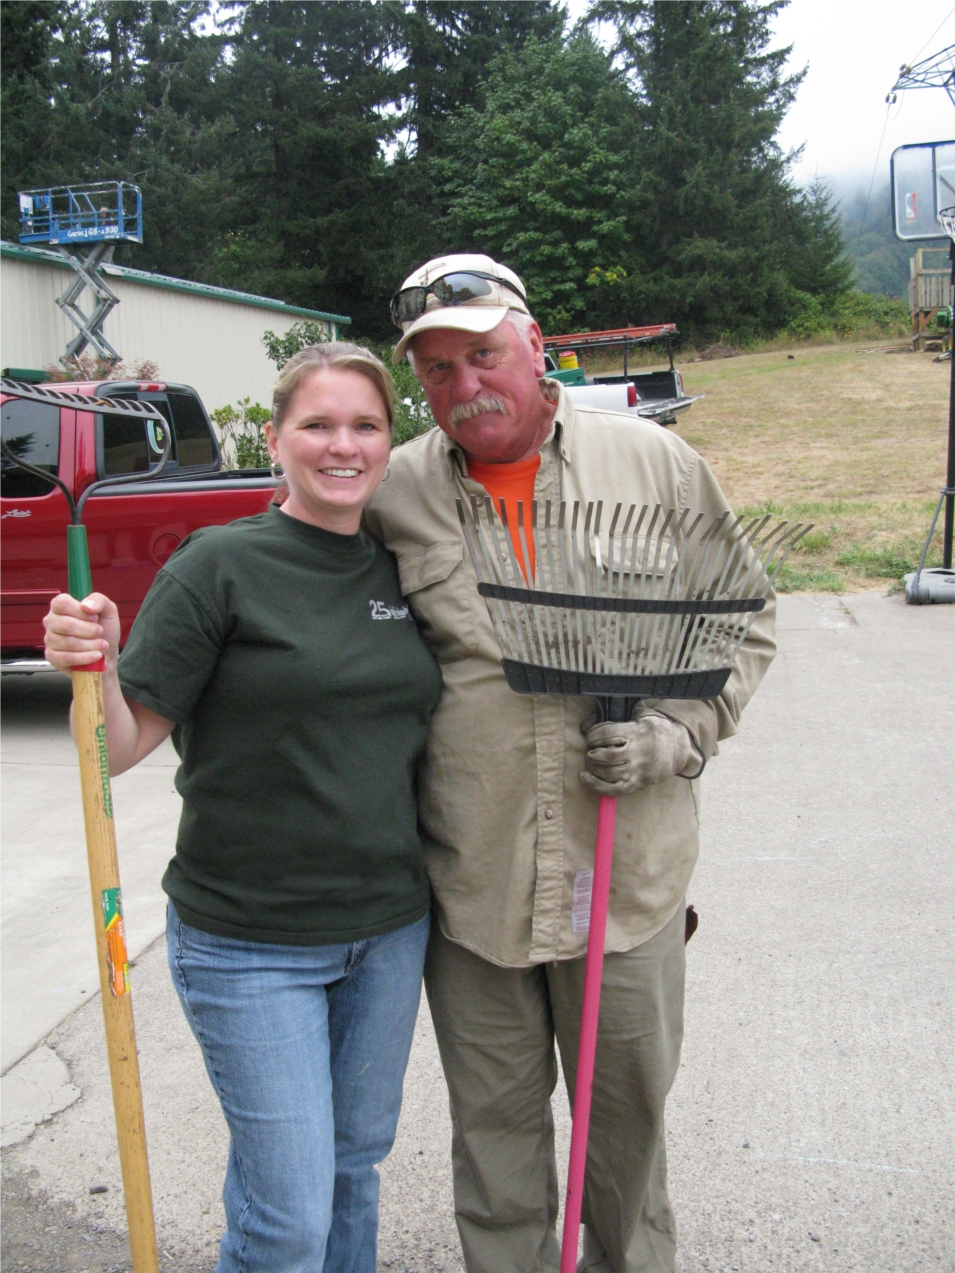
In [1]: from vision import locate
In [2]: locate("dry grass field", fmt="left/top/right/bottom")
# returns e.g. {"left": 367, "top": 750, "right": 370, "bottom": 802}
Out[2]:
{"left": 651, "top": 341, "right": 949, "bottom": 591}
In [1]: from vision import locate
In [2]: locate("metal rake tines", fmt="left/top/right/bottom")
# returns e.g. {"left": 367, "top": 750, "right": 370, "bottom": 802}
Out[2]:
{"left": 457, "top": 497, "right": 810, "bottom": 693}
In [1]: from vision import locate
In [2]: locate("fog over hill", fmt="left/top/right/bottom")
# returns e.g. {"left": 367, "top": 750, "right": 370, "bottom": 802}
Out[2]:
{"left": 832, "top": 177, "right": 946, "bottom": 300}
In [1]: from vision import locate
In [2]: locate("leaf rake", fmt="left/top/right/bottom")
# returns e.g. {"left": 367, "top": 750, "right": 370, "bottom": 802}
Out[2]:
{"left": 457, "top": 495, "right": 809, "bottom": 1270}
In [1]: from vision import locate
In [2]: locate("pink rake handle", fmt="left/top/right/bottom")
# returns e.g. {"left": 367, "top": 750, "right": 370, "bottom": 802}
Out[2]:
{"left": 560, "top": 792, "right": 617, "bottom": 1272}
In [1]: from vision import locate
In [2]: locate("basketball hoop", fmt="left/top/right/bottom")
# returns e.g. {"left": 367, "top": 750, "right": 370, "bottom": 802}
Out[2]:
{"left": 905, "top": 203, "right": 955, "bottom": 603}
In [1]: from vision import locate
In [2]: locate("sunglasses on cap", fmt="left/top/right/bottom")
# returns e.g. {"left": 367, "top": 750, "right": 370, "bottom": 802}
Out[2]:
{"left": 390, "top": 270, "right": 526, "bottom": 329}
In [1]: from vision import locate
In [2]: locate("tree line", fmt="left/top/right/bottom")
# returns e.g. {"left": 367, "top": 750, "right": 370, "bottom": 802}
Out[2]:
{"left": 2, "top": 0, "right": 902, "bottom": 345}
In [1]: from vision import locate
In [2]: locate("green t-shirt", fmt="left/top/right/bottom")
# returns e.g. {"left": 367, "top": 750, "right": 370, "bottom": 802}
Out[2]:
{"left": 117, "top": 504, "right": 442, "bottom": 945}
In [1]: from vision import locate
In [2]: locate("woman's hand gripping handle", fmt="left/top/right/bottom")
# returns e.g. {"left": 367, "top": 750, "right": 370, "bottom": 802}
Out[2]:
{"left": 43, "top": 594, "right": 175, "bottom": 776}
{"left": 44, "top": 592, "right": 118, "bottom": 672}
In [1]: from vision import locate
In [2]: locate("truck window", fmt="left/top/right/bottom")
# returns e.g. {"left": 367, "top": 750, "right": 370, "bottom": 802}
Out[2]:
{"left": 100, "top": 414, "right": 154, "bottom": 475}
{"left": 96, "top": 386, "right": 217, "bottom": 473}
{"left": 1, "top": 399, "right": 60, "bottom": 497}
{"left": 167, "top": 391, "right": 216, "bottom": 468}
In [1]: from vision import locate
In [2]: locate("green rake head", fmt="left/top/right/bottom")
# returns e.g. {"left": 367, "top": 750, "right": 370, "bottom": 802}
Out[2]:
{"left": 457, "top": 496, "right": 810, "bottom": 710}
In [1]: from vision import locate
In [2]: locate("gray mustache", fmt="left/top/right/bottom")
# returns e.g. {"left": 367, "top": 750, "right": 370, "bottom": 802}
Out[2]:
{"left": 448, "top": 395, "right": 508, "bottom": 428}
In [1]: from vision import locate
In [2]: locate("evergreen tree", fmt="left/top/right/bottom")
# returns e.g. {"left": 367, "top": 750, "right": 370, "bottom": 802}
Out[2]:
{"left": 396, "top": 1, "right": 566, "bottom": 158}
{"left": 784, "top": 175, "right": 853, "bottom": 304}
{"left": 383, "top": 2, "right": 568, "bottom": 319}
{"left": 437, "top": 32, "right": 637, "bottom": 333}
{"left": 591, "top": 0, "right": 807, "bottom": 340}
{"left": 3, "top": 0, "right": 883, "bottom": 344}
{"left": 0, "top": 1, "right": 67, "bottom": 239}
{"left": 1, "top": 1, "right": 231, "bottom": 279}
{"left": 211, "top": 2, "right": 569, "bottom": 333}
{"left": 115, "top": 1, "right": 234, "bottom": 280}
{"left": 208, "top": 1, "right": 407, "bottom": 332}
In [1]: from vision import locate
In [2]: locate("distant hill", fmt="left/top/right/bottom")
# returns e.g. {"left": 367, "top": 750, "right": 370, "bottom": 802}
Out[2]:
{"left": 841, "top": 182, "right": 946, "bottom": 299}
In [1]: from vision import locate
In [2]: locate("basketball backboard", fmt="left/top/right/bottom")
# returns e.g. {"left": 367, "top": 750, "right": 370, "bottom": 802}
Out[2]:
{"left": 891, "top": 141, "right": 955, "bottom": 241}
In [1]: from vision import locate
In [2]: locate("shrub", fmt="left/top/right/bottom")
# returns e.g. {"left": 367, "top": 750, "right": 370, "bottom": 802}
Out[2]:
{"left": 261, "top": 322, "right": 435, "bottom": 448}
{"left": 262, "top": 321, "right": 329, "bottom": 370}
{"left": 782, "top": 289, "right": 910, "bottom": 342}
{"left": 387, "top": 356, "right": 435, "bottom": 447}
{"left": 211, "top": 398, "right": 270, "bottom": 468}
{"left": 43, "top": 355, "right": 161, "bottom": 383}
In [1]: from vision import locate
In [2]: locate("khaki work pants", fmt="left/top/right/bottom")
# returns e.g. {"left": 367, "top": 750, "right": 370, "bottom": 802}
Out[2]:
{"left": 424, "top": 903, "right": 686, "bottom": 1273}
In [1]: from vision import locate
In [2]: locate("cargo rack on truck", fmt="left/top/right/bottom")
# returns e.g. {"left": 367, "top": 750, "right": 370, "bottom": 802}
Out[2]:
{"left": 541, "top": 325, "right": 701, "bottom": 426}
{"left": 542, "top": 324, "right": 678, "bottom": 377}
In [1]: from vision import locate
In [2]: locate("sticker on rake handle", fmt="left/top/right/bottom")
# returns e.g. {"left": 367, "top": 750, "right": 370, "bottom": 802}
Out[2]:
{"left": 94, "top": 723, "right": 113, "bottom": 819}
{"left": 101, "top": 888, "right": 130, "bottom": 996}
{"left": 572, "top": 870, "right": 593, "bottom": 934}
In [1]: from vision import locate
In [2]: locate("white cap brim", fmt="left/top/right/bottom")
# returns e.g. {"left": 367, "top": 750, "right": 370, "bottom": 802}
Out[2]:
{"left": 392, "top": 305, "right": 513, "bottom": 365}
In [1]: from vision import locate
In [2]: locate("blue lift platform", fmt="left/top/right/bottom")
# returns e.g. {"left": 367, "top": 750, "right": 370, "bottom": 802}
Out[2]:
{"left": 18, "top": 182, "right": 143, "bottom": 367}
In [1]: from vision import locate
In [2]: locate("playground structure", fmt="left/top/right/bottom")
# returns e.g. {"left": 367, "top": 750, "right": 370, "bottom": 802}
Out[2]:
{"left": 18, "top": 182, "right": 143, "bottom": 368}
{"left": 909, "top": 247, "right": 953, "bottom": 350}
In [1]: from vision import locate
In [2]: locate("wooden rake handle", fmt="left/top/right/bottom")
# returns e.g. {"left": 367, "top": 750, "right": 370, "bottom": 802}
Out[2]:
{"left": 68, "top": 526, "right": 159, "bottom": 1273}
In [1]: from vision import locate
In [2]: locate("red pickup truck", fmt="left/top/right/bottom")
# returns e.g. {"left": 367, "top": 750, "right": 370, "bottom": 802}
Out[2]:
{"left": 1, "top": 379, "right": 276, "bottom": 670}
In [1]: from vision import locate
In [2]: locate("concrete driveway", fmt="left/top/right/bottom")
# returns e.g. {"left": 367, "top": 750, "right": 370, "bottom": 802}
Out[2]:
{"left": 0, "top": 672, "right": 181, "bottom": 1075}
{"left": 1, "top": 592, "right": 953, "bottom": 1272}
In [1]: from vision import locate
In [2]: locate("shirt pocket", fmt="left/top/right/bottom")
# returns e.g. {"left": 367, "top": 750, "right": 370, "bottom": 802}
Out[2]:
{"left": 590, "top": 534, "right": 680, "bottom": 584}
{"left": 396, "top": 541, "right": 479, "bottom": 664}
{"left": 587, "top": 536, "right": 686, "bottom": 671}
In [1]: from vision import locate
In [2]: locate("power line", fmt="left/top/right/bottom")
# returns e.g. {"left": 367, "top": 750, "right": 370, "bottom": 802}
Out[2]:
{"left": 910, "top": 5, "right": 955, "bottom": 64}
{"left": 853, "top": 102, "right": 893, "bottom": 257}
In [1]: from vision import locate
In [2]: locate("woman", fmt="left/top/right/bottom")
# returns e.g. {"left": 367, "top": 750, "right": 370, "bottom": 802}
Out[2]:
{"left": 44, "top": 344, "right": 443, "bottom": 1273}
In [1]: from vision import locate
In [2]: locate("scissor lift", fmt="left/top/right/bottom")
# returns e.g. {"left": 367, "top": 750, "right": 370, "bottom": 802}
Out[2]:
{"left": 18, "top": 182, "right": 143, "bottom": 367}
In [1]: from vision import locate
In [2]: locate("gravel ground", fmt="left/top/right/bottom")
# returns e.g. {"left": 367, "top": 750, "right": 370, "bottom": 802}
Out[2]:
{"left": 1, "top": 1164, "right": 206, "bottom": 1273}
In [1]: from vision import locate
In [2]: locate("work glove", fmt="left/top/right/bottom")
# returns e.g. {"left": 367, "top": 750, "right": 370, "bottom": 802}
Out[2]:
{"left": 579, "top": 710, "right": 705, "bottom": 796}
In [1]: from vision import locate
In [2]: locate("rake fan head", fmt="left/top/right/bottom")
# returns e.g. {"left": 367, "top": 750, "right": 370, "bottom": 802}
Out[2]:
{"left": 457, "top": 496, "right": 810, "bottom": 703}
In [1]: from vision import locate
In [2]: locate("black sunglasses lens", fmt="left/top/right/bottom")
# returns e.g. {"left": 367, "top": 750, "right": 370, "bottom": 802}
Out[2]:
{"left": 391, "top": 272, "right": 512, "bottom": 329}
{"left": 432, "top": 273, "right": 495, "bottom": 305}
{"left": 391, "top": 286, "right": 428, "bottom": 326}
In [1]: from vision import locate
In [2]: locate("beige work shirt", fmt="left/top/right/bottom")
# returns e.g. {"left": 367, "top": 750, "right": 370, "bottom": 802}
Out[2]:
{"left": 365, "top": 382, "right": 776, "bottom": 968}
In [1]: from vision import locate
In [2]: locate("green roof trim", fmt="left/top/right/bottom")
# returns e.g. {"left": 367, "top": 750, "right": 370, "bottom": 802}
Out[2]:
{"left": 0, "top": 241, "right": 351, "bottom": 325}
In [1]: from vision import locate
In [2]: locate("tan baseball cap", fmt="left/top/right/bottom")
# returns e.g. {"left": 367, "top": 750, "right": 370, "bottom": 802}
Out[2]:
{"left": 390, "top": 253, "right": 529, "bottom": 364}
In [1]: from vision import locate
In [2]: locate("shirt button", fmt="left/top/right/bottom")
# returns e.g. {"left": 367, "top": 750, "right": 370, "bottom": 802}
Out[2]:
{"left": 544, "top": 807, "right": 555, "bottom": 820}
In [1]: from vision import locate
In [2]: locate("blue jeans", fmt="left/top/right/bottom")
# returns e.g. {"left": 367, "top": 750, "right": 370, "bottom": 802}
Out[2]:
{"left": 166, "top": 904, "right": 429, "bottom": 1273}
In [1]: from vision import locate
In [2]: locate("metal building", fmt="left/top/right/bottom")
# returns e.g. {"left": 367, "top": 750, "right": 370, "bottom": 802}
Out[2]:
{"left": 0, "top": 240, "right": 350, "bottom": 414}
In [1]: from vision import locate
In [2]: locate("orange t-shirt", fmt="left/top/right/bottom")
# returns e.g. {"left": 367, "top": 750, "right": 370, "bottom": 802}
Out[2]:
{"left": 466, "top": 453, "right": 541, "bottom": 582}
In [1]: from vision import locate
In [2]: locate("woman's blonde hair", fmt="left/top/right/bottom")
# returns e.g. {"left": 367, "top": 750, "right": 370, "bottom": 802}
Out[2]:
{"left": 271, "top": 342, "right": 396, "bottom": 429}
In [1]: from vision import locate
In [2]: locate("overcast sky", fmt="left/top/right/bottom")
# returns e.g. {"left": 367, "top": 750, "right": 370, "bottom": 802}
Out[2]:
{"left": 772, "top": 0, "right": 953, "bottom": 194}
{"left": 570, "top": 0, "right": 954, "bottom": 198}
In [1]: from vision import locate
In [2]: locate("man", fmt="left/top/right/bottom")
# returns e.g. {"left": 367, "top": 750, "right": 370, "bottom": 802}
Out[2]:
{"left": 364, "top": 254, "right": 776, "bottom": 1273}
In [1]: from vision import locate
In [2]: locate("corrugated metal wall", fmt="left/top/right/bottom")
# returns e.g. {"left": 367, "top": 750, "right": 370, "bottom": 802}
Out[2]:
{"left": 1, "top": 252, "right": 345, "bottom": 414}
